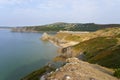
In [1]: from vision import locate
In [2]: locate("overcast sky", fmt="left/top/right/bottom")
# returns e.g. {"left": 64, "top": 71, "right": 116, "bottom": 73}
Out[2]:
{"left": 0, "top": 0, "right": 120, "bottom": 26}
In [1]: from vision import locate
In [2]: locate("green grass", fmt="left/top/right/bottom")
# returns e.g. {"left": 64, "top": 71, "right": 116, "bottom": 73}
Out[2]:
{"left": 72, "top": 37, "right": 120, "bottom": 68}
{"left": 89, "top": 45, "right": 120, "bottom": 68}
{"left": 73, "top": 37, "right": 117, "bottom": 58}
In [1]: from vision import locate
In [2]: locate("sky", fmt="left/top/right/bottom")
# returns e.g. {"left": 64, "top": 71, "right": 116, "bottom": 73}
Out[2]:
{"left": 0, "top": 0, "right": 120, "bottom": 26}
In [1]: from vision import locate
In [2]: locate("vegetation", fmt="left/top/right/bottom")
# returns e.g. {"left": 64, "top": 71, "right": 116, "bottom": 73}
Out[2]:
{"left": 21, "top": 65, "right": 55, "bottom": 80}
{"left": 51, "top": 27, "right": 120, "bottom": 79}
{"left": 89, "top": 45, "right": 120, "bottom": 68}
{"left": 13, "top": 22, "right": 120, "bottom": 32}
{"left": 114, "top": 68, "right": 120, "bottom": 78}
{"left": 48, "top": 27, "right": 120, "bottom": 69}
{"left": 74, "top": 37, "right": 116, "bottom": 51}
{"left": 62, "top": 28, "right": 120, "bottom": 68}
{"left": 64, "top": 34, "right": 81, "bottom": 41}
{"left": 72, "top": 36, "right": 120, "bottom": 68}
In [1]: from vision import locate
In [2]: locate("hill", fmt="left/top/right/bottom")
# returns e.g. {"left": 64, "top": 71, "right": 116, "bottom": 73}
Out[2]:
{"left": 11, "top": 22, "right": 120, "bottom": 32}
{"left": 50, "top": 27, "right": 120, "bottom": 69}
{"left": 0, "top": 27, "right": 12, "bottom": 29}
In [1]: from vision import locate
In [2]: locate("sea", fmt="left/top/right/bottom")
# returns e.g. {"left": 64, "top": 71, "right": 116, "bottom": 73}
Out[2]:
{"left": 0, "top": 29, "right": 58, "bottom": 80}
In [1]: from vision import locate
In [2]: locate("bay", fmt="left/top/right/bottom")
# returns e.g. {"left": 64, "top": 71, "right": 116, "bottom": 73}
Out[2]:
{"left": 0, "top": 29, "right": 58, "bottom": 80}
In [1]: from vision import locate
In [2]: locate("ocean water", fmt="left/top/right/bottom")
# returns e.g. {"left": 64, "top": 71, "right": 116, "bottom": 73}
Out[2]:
{"left": 0, "top": 29, "right": 58, "bottom": 80}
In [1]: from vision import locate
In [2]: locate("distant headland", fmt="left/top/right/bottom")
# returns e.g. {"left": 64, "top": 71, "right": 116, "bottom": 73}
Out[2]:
{"left": 11, "top": 22, "right": 120, "bottom": 32}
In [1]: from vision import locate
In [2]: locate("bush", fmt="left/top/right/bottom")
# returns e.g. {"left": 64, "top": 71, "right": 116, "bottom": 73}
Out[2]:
{"left": 114, "top": 68, "right": 120, "bottom": 78}
{"left": 21, "top": 65, "right": 55, "bottom": 80}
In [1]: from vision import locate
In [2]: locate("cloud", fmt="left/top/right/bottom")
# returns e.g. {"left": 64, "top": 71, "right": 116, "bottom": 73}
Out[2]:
{"left": 1, "top": 0, "right": 120, "bottom": 26}
{"left": 64, "top": 0, "right": 120, "bottom": 23}
{"left": 37, "top": 0, "right": 69, "bottom": 10}
{"left": 0, "top": 0, "right": 33, "bottom": 6}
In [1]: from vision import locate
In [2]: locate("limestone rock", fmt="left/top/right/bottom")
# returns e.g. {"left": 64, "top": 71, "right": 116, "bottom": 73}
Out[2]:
{"left": 41, "top": 32, "right": 49, "bottom": 41}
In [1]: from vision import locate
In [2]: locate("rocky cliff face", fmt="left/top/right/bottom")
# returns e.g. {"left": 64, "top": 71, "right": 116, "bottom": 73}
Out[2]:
{"left": 45, "top": 58, "right": 118, "bottom": 80}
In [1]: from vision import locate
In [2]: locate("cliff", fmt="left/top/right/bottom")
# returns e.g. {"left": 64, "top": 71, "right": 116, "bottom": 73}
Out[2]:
{"left": 40, "top": 28, "right": 120, "bottom": 68}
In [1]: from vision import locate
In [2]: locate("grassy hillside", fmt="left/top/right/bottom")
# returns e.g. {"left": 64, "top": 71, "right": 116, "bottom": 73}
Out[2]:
{"left": 71, "top": 28, "right": 120, "bottom": 68}
{"left": 51, "top": 27, "right": 120, "bottom": 68}
{"left": 12, "top": 22, "right": 120, "bottom": 32}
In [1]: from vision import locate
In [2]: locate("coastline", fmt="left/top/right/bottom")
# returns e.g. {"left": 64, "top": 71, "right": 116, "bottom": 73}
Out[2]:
{"left": 49, "top": 39, "right": 60, "bottom": 48}
{"left": 22, "top": 27, "right": 120, "bottom": 80}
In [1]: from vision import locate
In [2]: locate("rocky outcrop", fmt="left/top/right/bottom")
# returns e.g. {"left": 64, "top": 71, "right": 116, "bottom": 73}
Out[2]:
{"left": 41, "top": 33, "right": 50, "bottom": 41}
{"left": 45, "top": 58, "right": 118, "bottom": 80}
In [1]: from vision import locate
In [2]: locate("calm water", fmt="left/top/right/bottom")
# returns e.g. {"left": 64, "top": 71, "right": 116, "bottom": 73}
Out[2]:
{"left": 0, "top": 29, "right": 58, "bottom": 80}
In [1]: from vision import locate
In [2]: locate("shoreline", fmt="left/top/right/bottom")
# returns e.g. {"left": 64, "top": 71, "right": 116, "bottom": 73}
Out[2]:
{"left": 49, "top": 39, "right": 61, "bottom": 48}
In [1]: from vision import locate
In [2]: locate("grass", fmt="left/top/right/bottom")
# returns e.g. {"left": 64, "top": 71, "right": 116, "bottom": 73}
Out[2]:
{"left": 65, "top": 34, "right": 81, "bottom": 42}
{"left": 89, "top": 45, "right": 120, "bottom": 68}
{"left": 73, "top": 37, "right": 117, "bottom": 58}
{"left": 72, "top": 36, "right": 120, "bottom": 68}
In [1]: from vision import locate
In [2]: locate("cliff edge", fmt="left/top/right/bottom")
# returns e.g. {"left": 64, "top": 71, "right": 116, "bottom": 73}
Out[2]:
{"left": 45, "top": 58, "right": 118, "bottom": 80}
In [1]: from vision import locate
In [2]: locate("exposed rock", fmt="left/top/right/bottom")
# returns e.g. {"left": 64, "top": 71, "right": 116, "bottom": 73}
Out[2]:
{"left": 66, "top": 57, "right": 80, "bottom": 63}
{"left": 40, "top": 75, "right": 46, "bottom": 80}
{"left": 63, "top": 75, "right": 71, "bottom": 80}
{"left": 41, "top": 32, "right": 50, "bottom": 41}
{"left": 46, "top": 58, "right": 118, "bottom": 80}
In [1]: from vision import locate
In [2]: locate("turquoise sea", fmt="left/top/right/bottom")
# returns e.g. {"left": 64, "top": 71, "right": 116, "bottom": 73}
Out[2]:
{"left": 0, "top": 29, "right": 58, "bottom": 80}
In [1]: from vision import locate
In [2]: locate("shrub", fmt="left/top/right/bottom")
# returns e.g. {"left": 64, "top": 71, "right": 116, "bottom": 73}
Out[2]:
{"left": 114, "top": 68, "right": 120, "bottom": 78}
{"left": 21, "top": 65, "right": 55, "bottom": 80}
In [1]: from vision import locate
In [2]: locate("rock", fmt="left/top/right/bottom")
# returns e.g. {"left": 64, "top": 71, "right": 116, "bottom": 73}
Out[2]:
{"left": 41, "top": 32, "right": 49, "bottom": 41}
{"left": 66, "top": 57, "right": 80, "bottom": 63}
{"left": 63, "top": 75, "right": 71, "bottom": 80}
{"left": 40, "top": 75, "right": 46, "bottom": 80}
{"left": 55, "top": 68, "right": 59, "bottom": 72}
